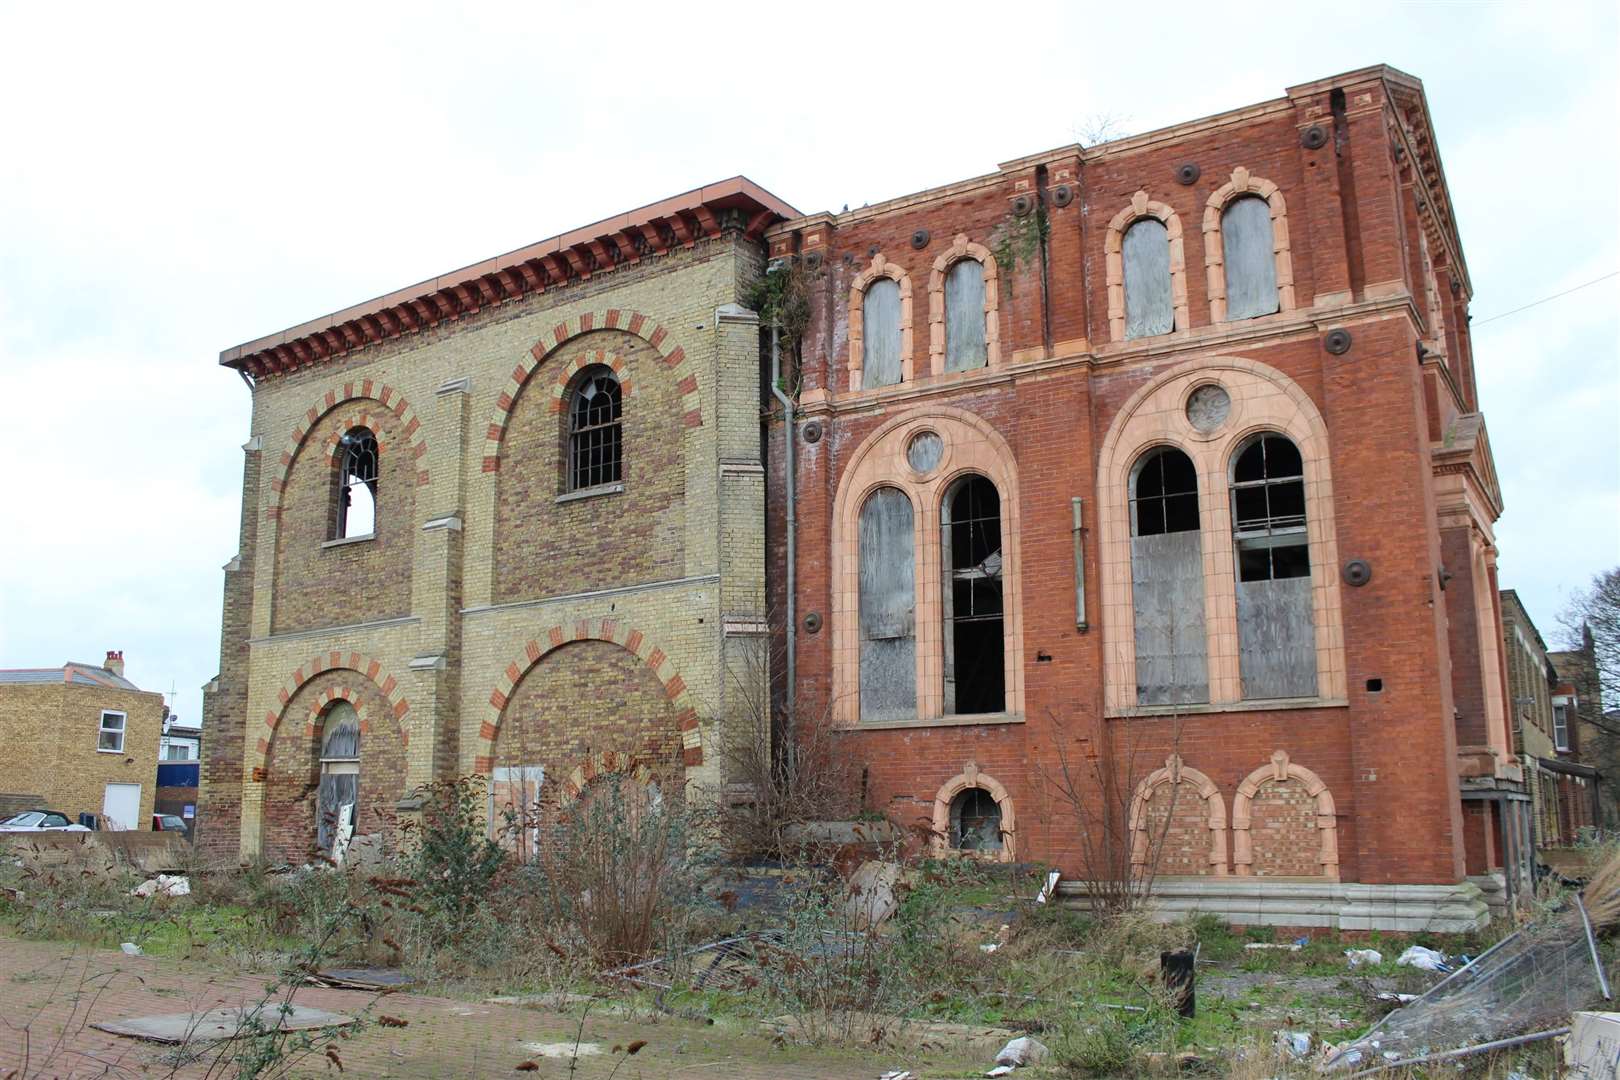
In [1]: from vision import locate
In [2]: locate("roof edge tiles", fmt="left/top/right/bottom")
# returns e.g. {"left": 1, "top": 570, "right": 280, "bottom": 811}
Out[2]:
{"left": 222, "top": 176, "right": 798, "bottom": 381}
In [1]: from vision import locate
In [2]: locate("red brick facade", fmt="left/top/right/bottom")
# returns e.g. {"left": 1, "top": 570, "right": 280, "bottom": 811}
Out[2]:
{"left": 766, "top": 66, "right": 1507, "bottom": 903}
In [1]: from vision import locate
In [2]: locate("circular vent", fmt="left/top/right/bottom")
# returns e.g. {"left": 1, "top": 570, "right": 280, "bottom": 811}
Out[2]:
{"left": 1175, "top": 163, "right": 1201, "bottom": 186}
{"left": 1342, "top": 560, "right": 1373, "bottom": 587}
{"left": 1323, "top": 329, "right": 1353, "bottom": 355}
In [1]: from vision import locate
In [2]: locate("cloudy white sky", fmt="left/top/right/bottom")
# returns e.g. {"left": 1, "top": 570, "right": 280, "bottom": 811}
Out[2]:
{"left": 1, "top": 2, "right": 1615, "bottom": 724}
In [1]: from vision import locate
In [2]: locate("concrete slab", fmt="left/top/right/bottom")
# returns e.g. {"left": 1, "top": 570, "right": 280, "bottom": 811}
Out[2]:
{"left": 92, "top": 1004, "right": 355, "bottom": 1043}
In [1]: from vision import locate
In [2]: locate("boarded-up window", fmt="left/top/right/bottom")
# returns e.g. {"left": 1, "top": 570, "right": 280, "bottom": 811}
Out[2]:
{"left": 1130, "top": 448, "right": 1208, "bottom": 705}
{"left": 943, "top": 475, "right": 1004, "bottom": 714}
{"left": 317, "top": 701, "right": 360, "bottom": 855}
{"left": 1231, "top": 435, "right": 1316, "bottom": 699}
{"left": 859, "top": 487, "right": 916, "bottom": 722}
{"left": 862, "top": 278, "right": 903, "bottom": 389}
{"left": 944, "top": 259, "right": 988, "bottom": 371}
{"left": 1221, "top": 196, "right": 1278, "bottom": 320}
{"left": 1123, "top": 218, "right": 1174, "bottom": 338}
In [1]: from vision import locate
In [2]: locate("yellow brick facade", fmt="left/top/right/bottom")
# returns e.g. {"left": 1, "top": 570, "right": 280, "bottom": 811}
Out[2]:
{"left": 200, "top": 224, "right": 776, "bottom": 861}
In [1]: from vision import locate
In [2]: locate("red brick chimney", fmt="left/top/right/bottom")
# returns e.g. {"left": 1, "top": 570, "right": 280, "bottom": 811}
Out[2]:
{"left": 104, "top": 650, "right": 125, "bottom": 678}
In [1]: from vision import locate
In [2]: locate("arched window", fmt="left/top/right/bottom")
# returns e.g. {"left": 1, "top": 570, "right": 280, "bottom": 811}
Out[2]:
{"left": 862, "top": 279, "right": 903, "bottom": 389}
{"left": 317, "top": 700, "right": 360, "bottom": 857}
{"left": 858, "top": 487, "right": 915, "bottom": 721}
{"left": 949, "top": 787, "right": 1002, "bottom": 851}
{"left": 1230, "top": 434, "right": 1316, "bottom": 699}
{"left": 1122, "top": 218, "right": 1174, "bottom": 338}
{"left": 568, "top": 367, "right": 622, "bottom": 491}
{"left": 335, "top": 428, "right": 378, "bottom": 539}
{"left": 1129, "top": 448, "right": 1207, "bottom": 705}
{"left": 943, "top": 259, "right": 987, "bottom": 371}
{"left": 1221, "top": 196, "right": 1278, "bottom": 320}
{"left": 942, "top": 475, "right": 1004, "bottom": 714}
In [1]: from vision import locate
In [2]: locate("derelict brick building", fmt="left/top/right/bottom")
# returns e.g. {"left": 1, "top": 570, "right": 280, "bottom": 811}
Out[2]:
{"left": 765, "top": 66, "right": 1514, "bottom": 929}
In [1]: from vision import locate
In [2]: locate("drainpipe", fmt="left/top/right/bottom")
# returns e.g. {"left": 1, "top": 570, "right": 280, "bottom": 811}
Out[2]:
{"left": 768, "top": 314, "right": 797, "bottom": 770}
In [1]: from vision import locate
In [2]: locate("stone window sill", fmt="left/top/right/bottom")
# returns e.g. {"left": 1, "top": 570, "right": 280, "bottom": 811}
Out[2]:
{"left": 839, "top": 711, "right": 1024, "bottom": 732}
{"left": 96, "top": 747, "right": 125, "bottom": 755}
{"left": 1108, "top": 697, "right": 1348, "bottom": 719}
{"left": 322, "top": 533, "right": 376, "bottom": 549}
{"left": 556, "top": 483, "right": 624, "bottom": 505}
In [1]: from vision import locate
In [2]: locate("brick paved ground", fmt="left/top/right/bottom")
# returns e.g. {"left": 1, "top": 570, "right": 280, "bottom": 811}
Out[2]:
{"left": 0, "top": 934, "right": 981, "bottom": 1078}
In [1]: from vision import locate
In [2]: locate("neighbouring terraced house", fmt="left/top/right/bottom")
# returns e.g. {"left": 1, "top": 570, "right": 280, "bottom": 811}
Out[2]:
{"left": 202, "top": 66, "right": 1550, "bottom": 930}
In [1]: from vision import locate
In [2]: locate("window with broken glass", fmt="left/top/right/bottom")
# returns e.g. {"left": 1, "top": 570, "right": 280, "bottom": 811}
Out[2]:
{"left": 943, "top": 475, "right": 1004, "bottom": 715}
{"left": 568, "top": 367, "right": 622, "bottom": 491}
{"left": 334, "top": 428, "right": 378, "bottom": 539}
{"left": 862, "top": 278, "right": 903, "bottom": 388}
{"left": 317, "top": 701, "right": 361, "bottom": 856}
{"left": 1221, "top": 195, "right": 1279, "bottom": 320}
{"left": 1230, "top": 434, "right": 1317, "bottom": 699}
{"left": 949, "top": 787, "right": 1002, "bottom": 852}
{"left": 1129, "top": 447, "right": 1208, "bottom": 705}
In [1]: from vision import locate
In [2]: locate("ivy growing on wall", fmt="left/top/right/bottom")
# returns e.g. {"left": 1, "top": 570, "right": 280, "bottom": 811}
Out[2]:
{"left": 989, "top": 204, "right": 1048, "bottom": 298}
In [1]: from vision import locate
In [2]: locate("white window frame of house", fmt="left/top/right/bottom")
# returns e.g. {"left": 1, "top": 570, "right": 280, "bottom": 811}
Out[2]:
{"left": 97, "top": 710, "right": 127, "bottom": 754}
{"left": 1552, "top": 699, "right": 1571, "bottom": 752}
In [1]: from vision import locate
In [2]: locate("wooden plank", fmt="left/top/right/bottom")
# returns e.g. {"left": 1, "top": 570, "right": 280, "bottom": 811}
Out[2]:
{"left": 1132, "top": 530, "right": 1209, "bottom": 705}
{"left": 1123, "top": 218, "right": 1174, "bottom": 338}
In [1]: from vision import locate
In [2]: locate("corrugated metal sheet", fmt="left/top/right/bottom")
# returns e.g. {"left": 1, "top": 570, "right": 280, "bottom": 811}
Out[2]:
{"left": 859, "top": 487, "right": 916, "bottom": 722}
{"left": 862, "top": 279, "right": 903, "bottom": 388}
{"left": 1132, "top": 530, "right": 1209, "bottom": 706}
{"left": 1123, "top": 218, "right": 1174, "bottom": 338}
{"left": 944, "top": 260, "right": 987, "bottom": 371}
{"left": 1236, "top": 575, "right": 1317, "bottom": 699}
{"left": 1222, "top": 196, "right": 1278, "bottom": 319}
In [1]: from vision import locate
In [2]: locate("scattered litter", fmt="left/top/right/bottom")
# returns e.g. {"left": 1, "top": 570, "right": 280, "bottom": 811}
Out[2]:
{"left": 521, "top": 1041, "right": 604, "bottom": 1058}
{"left": 1344, "top": 948, "right": 1382, "bottom": 968}
{"left": 1374, "top": 992, "right": 1419, "bottom": 1004}
{"left": 986, "top": 1067, "right": 1013, "bottom": 1078}
{"left": 1034, "top": 870, "right": 1060, "bottom": 904}
{"left": 1275, "top": 1030, "right": 1312, "bottom": 1058}
{"left": 132, "top": 874, "right": 190, "bottom": 898}
{"left": 307, "top": 967, "right": 414, "bottom": 991}
{"left": 93, "top": 1005, "right": 355, "bottom": 1043}
{"left": 1097, "top": 1003, "right": 1147, "bottom": 1013}
{"left": 1245, "top": 942, "right": 1302, "bottom": 952}
{"left": 992, "top": 1034, "right": 1048, "bottom": 1068}
{"left": 1395, "top": 945, "right": 1449, "bottom": 972}
{"left": 1324, "top": 852, "right": 1620, "bottom": 1070}
{"left": 981, "top": 924, "right": 1012, "bottom": 953}
{"left": 120, "top": 942, "right": 143, "bottom": 956}
{"left": 605, "top": 931, "right": 779, "bottom": 991}
{"left": 879, "top": 1071, "right": 914, "bottom": 1080}
{"left": 1564, "top": 1011, "right": 1620, "bottom": 1076}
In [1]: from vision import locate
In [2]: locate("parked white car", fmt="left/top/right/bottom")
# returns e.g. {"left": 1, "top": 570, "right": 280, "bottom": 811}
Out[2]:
{"left": 0, "top": 810, "right": 91, "bottom": 833}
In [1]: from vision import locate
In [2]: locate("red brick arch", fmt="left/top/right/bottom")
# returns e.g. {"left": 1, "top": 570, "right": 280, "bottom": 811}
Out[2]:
{"left": 267, "top": 382, "right": 428, "bottom": 520}
{"left": 481, "top": 309, "right": 700, "bottom": 472}
{"left": 475, "top": 617, "right": 702, "bottom": 772}
{"left": 251, "top": 652, "right": 412, "bottom": 773}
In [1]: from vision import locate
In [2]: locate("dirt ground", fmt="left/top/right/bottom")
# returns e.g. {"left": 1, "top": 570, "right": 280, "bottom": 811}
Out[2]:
{"left": 0, "top": 935, "right": 985, "bottom": 1079}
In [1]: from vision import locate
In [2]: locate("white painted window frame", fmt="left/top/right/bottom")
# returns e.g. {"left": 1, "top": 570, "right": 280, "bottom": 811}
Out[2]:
{"left": 97, "top": 710, "right": 127, "bottom": 754}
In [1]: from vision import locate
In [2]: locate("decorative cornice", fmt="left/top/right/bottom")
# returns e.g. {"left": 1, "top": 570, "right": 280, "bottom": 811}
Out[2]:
{"left": 222, "top": 177, "right": 797, "bottom": 381}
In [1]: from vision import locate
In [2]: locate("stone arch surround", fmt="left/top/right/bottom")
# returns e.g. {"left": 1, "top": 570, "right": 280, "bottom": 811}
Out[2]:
{"left": 926, "top": 234, "right": 1001, "bottom": 373}
{"left": 847, "top": 253, "right": 916, "bottom": 391}
{"left": 1202, "top": 166, "right": 1297, "bottom": 323}
{"left": 267, "top": 382, "right": 428, "bottom": 518}
{"left": 1104, "top": 191, "right": 1190, "bottom": 342}
{"left": 930, "top": 763, "right": 1017, "bottom": 862}
{"left": 1231, "top": 750, "right": 1340, "bottom": 880}
{"left": 250, "top": 652, "right": 412, "bottom": 777}
{"left": 1128, "top": 754, "right": 1228, "bottom": 876}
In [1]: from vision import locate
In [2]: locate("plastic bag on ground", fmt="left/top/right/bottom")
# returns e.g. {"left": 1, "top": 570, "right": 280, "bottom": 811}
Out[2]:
{"left": 132, "top": 874, "right": 190, "bottom": 898}
{"left": 1396, "top": 945, "right": 1448, "bottom": 971}
{"left": 1344, "top": 948, "right": 1382, "bottom": 968}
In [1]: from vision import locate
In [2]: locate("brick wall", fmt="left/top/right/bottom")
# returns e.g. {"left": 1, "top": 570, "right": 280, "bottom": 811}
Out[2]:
{"left": 0, "top": 681, "right": 164, "bottom": 827}
{"left": 767, "top": 69, "right": 1483, "bottom": 888}
{"left": 495, "top": 328, "right": 684, "bottom": 603}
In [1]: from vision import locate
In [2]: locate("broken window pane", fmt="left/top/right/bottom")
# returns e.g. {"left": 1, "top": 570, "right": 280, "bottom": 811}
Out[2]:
{"left": 1230, "top": 434, "right": 1316, "bottom": 698}
{"left": 569, "top": 367, "right": 622, "bottom": 491}
{"left": 943, "top": 475, "right": 1004, "bottom": 715}
{"left": 862, "top": 278, "right": 903, "bottom": 388}
{"left": 1129, "top": 448, "right": 1208, "bottom": 705}
{"left": 944, "top": 259, "right": 988, "bottom": 371}
{"left": 859, "top": 487, "right": 916, "bottom": 722}
{"left": 950, "top": 787, "right": 1002, "bottom": 851}
{"left": 336, "top": 428, "right": 378, "bottom": 538}
{"left": 1222, "top": 196, "right": 1279, "bottom": 320}
{"left": 318, "top": 701, "right": 361, "bottom": 855}
{"left": 1123, "top": 218, "right": 1174, "bottom": 338}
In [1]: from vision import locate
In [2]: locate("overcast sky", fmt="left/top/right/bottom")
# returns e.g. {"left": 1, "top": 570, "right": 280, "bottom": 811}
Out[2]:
{"left": 1, "top": 2, "right": 1615, "bottom": 724}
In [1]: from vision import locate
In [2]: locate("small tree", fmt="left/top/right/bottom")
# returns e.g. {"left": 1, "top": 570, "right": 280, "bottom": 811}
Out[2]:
{"left": 408, "top": 777, "right": 506, "bottom": 937}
